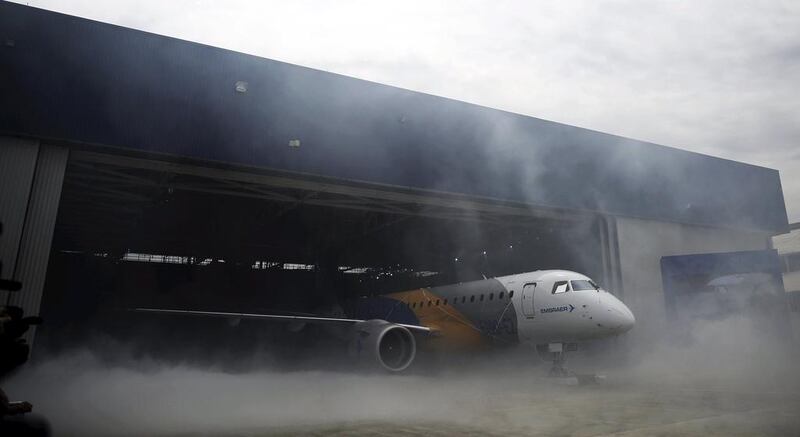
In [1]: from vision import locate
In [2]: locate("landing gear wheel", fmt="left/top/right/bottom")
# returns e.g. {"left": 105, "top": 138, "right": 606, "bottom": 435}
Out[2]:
{"left": 537, "top": 343, "right": 572, "bottom": 377}
{"left": 547, "top": 350, "right": 571, "bottom": 377}
{"left": 536, "top": 343, "right": 604, "bottom": 385}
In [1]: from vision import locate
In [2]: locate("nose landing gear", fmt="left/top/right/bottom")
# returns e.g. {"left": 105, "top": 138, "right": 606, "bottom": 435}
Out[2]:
{"left": 537, "top": 343, "right": 573, "bottom": 376}
{"left": 537, "top": 343, "right": 604, "bottom": 385}
{"left": 549, "top": 351, "right": 570, "bottom": 377}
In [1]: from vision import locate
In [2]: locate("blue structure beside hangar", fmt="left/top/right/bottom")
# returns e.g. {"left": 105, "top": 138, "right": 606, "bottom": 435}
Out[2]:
{"left": 0, "top": 2, "right": 791, "bottom": 349}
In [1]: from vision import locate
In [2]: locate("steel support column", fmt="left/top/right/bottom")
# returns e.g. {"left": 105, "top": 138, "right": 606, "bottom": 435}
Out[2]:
{"left": 598, "top": 215, "right": 624, "bottom": 299}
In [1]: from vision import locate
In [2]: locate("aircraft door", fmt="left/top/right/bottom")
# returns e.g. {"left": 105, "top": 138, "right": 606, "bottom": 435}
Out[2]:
{"left": 522, "top": 283, "right": 537, "bottom": 318}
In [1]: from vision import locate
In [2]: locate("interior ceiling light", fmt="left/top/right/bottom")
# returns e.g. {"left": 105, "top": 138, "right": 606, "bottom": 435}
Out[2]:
{"left": 235, "top": 81, "right": 248, "bottom": 93}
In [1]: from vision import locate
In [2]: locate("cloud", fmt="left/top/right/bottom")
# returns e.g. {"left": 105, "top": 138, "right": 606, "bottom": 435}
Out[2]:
{"left": 17, "top": 0, "right": 800, "bottom": 222}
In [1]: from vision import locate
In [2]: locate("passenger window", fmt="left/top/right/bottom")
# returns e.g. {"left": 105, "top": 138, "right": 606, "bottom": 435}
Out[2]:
{"left": 489, "top": 293, "right": 494, "bottom": 300}
{"left": 412, "top": 302, "right": 416, "bottom": 309}
{"left": 462, "top": 296, "right": 466, "bottom": 303}
{"left": 509, "top": 290, "right": 514, "bottom": 298}
{"left": 435, "top": 299, "right": 440, "bottom": 306}
{"left": 499, "top": 291, "right": 505, "bottom": 299}
{"left": 480, "top": 294, "right": 484, "bottom": 302}
{"left": 470, "top": 295, "right": 475, "bottom": 303}
{"left": 552, "top": 281, "right": 570, "bottom": 294}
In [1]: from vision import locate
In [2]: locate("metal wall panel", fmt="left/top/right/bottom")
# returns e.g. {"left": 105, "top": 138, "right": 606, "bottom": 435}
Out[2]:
{"left": 0, "top": 2, "right": 789, "bottom": 233}
{"left": 0, "top": 137, "right": 39, "bottom": 304}
{"left": 7, "top": 144, "right": 68, "bottom": 345}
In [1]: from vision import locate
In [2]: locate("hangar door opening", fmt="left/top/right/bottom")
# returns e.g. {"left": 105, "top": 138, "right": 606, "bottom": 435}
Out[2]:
{"left": 37, "top": 149, "right": 609, "bottom": 362}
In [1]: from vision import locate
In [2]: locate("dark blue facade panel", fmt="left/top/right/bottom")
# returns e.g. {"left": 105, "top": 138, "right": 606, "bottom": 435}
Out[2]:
{"left": 0, "top": 3, "right": 789, "bottom": 233}
{"left": 660, "top": 250, "right": 788, "bottom": 330}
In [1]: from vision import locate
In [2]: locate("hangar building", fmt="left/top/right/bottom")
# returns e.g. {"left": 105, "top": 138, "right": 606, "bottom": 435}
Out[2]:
{"left": 0, "top": 3, "right": 790, "bottom": 356}
{"left": 774, "top": 223, "right": 800, "bottom": 338}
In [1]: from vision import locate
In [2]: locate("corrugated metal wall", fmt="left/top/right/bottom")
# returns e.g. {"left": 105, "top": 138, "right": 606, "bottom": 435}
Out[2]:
{"left": 0, "top": 137, "right": 39, "bottom": 304}
{"left": 0, "top": 138, "right": 68, "bottom": 346}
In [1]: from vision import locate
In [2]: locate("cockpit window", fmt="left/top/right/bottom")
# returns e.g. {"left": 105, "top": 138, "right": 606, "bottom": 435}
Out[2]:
{"left": 552, "top": 281, "right": 570, "bottom": 294}
{"left": 570, "top": 280, "right": 599, "bottom": 291}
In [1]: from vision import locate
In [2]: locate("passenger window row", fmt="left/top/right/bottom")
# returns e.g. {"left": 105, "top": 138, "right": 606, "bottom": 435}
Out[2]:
{"left": 407, "top": 290, "right": 514, "bottom": 309}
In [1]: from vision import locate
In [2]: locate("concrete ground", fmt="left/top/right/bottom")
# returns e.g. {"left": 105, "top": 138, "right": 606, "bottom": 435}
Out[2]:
{"left": 237, "top": 379, "right": 800, "bottom": 437}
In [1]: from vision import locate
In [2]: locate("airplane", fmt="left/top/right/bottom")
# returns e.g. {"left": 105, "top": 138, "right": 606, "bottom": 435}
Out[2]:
{"left": 136, "top": 269, "right": 635, "bottom": 375}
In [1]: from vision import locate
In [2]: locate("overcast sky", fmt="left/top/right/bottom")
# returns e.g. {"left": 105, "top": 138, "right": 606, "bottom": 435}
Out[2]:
{"left": 18, "top": 0, "right": 800, "bottom": 223}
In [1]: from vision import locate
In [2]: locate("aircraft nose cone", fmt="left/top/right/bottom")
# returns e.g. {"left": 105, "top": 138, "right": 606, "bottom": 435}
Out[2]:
{"left": 614, "top": 303, "right": 635, "bottom": 333}
{"left": 600, "top": 296, "right": 635, "bottom": 334}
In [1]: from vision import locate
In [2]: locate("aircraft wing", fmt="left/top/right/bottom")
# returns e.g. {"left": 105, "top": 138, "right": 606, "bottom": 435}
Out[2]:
{"left": 134, "top": 308, "right": 432, "bottom": 333}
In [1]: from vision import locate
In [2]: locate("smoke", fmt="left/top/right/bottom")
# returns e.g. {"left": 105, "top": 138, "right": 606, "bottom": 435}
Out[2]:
{"left": 4, "top": 347, "right": 565, "bottom": 436}
{"left": 622, "top": 314, "right": 800, "bottom": 391}
{"left": 6, "top": 325, "right": 800, "bottom": 437}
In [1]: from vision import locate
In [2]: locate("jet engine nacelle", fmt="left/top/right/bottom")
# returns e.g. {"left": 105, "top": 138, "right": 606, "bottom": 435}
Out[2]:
{"left": 348, "top": 320, "right": 416, "bottom": 372}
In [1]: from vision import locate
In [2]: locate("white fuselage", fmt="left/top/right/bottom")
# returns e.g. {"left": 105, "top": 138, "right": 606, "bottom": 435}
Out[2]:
{"left": 498, "top": 270, "right": 635, "bottom": 344}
